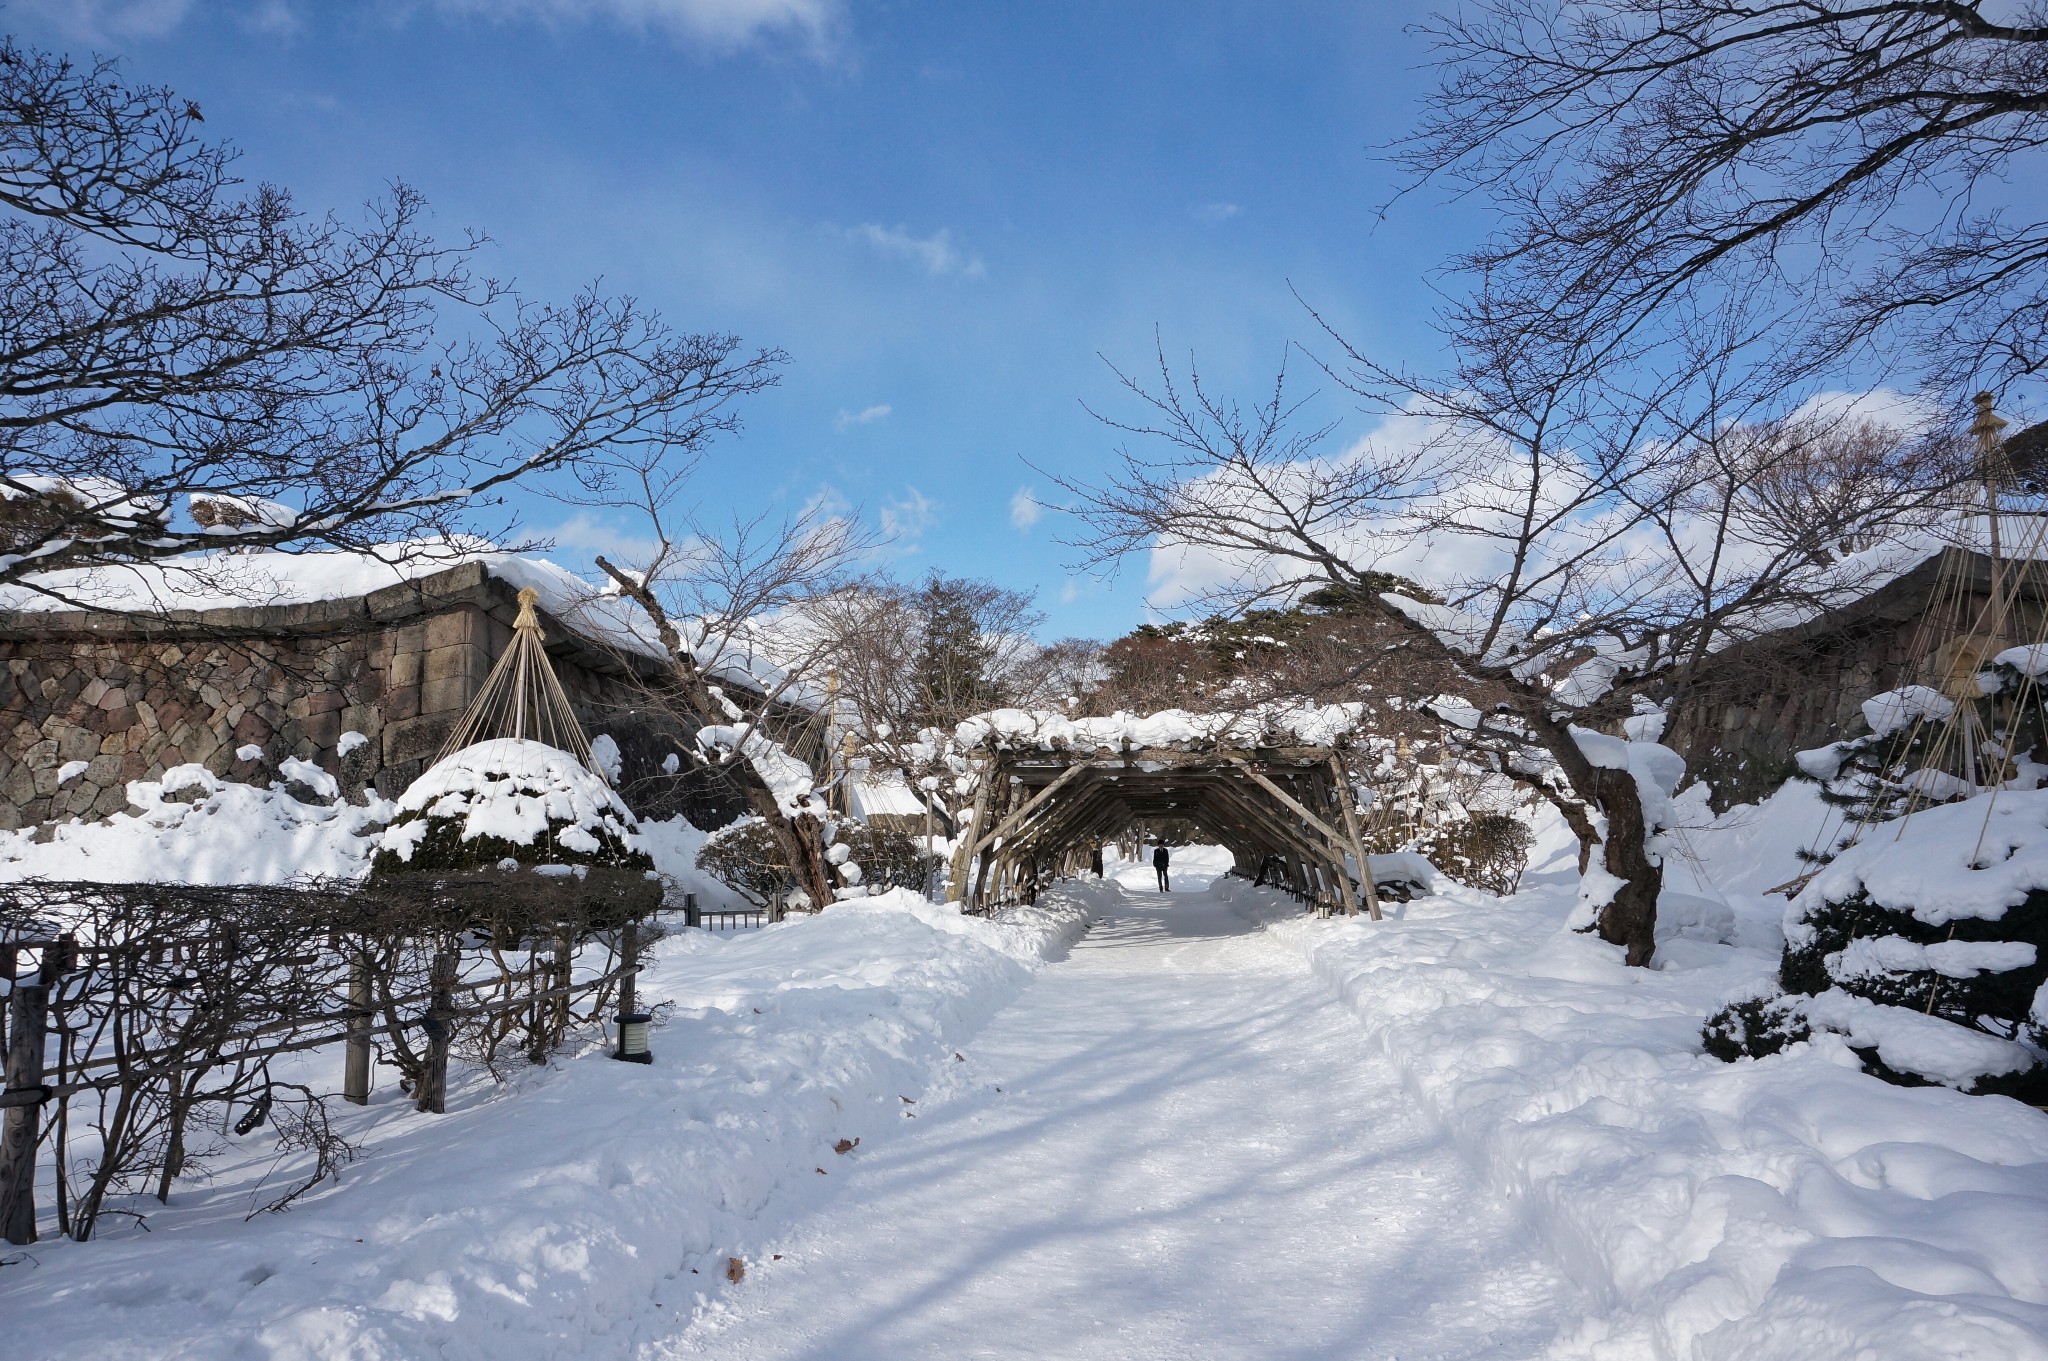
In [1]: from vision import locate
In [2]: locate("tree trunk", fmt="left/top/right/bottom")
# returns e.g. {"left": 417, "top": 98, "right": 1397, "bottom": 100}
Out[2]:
{"left": 594, "top": 557, "right": 838, "bottom": 912}
{"left": 1513, "top": 696, "right": 1662, "bottom": 966}
{"left": 1590, "top": 766, "right": 1660, "bottom": 967}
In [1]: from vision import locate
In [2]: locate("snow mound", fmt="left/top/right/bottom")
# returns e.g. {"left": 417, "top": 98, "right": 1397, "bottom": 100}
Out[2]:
{"left": 1797, "top": 787, "right": 2048, "bottom": 928}
{"left": 0, "top": 765, "right": 394, "bottom": 885}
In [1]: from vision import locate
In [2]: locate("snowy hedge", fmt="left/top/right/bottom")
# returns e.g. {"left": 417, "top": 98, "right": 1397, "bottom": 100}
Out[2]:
{"left": 1707, "top": 790, "right": 2048, "bottom": 1100}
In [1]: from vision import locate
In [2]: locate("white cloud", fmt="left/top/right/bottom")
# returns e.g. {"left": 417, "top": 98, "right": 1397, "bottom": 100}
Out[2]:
{"left": 802, "top": 483, "right": 853, "bottom": 521}
{"left": 833, "top": 403, "right": 892, "bottom": 432}
{"left": 1009, "top": 487, "right": 1041, "bottom": 531}
{"left": 1195, "top": 202, "right": 1242, "bottom": 223}
{"left": 10, "top": 0, "right": 194, "bottom": 40}
{"left": 437, "top": 0, "right": 840, "bottom": 54}
{"left": 535, "top": 512, "right": 664, "bottom": 568}
{"left": 880, "top": 486, "right": 937, "bottom": 544}
{"left": 846, "top": 224, "right": 986, "bottom": 278}
{"left": 1058, "top": 580, "right": 1080, "bottom": 604}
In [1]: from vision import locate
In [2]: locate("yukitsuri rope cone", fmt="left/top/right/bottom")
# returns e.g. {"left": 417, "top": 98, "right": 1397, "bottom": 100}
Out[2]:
{"left": 434, "top": 586, "right": 598, "bottom": 775}
{"left": 1703, "top": 396, "right": 2048, "bottom": 1100}
{"left": 367, "top": 585, "right": 654, "bottom": 882}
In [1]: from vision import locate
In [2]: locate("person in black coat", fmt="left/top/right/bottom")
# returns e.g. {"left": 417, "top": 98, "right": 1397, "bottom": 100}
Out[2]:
{"left": 1153, "top": 843, "right": 1170, "bottom": 892}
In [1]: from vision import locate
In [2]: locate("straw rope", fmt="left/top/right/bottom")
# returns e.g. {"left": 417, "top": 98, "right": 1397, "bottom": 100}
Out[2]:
{"left": 433, "top": 588, "right": 598, "bottom": 775}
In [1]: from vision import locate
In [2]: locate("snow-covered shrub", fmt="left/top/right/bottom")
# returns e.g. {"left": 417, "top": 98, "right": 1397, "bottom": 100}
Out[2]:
{"left": 1700, "top": 993, "right": 1812, "bottom": 1063}
{"left": 696, "top": 818, "right": 936, "bottom": 906}
{"left": 1704, "top": 789, "right": 2048, "bottom": 1100}
{"left": 369, "top": 738, "right": 654, "bottom": 881}
{"left": 1410, "top": 812, "right": 1533, "bottom": 896}
{"left": 694, "top": 818, "right": 788, "bottom": 905}
{"left": 1796, "top": 667, "right": 2048, "bottom": 866}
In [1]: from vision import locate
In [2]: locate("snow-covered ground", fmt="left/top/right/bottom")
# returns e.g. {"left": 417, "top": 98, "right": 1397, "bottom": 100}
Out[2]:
{"left": 0, "top": 891, "right": 1087, "bottom": 1360}
{"left": 1247, "top": 852, "right": 2048, "bottom": 1357}
{"left": 659, "top": 874, "right": 1576, "bottom": 1359}
{"left": 6, "top": 789, "right": 2045, "bottom": 1358}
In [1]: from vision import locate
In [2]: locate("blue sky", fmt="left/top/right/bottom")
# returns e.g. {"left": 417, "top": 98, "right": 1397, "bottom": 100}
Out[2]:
{"left": 10, "top": 0, "right": 1468, "bottom": 640}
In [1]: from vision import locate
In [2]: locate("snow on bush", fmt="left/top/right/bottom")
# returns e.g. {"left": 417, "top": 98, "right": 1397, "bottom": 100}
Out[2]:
{"left": 696, "top": 817, "right": 937, "bottom": 906}
{"left": 0, "top": 889, "right": 1092, "bottom": 1359}
{"left": 1707, "top": 790, "right": 2048, "bottom": 1098}
{"left": 1238, "top": 877, "right": 2048, "bottom": 1359}
{"left": 370, "top": 738, "right": 651, "bottom": 878}
{"left": 1860, "top": 684, "right": 1956, "bottom": 738}
{"left": 588, "top": 731, "right": 623, "bottom": 783}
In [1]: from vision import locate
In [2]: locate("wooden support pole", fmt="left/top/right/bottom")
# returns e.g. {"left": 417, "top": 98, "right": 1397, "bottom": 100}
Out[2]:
{"left": 948, "top": 763, "right": 998, "bottom": 904}
{"left": 343, "top": 941, "right": 373, "bottom": 1106}
{"left": 0, "top": 938, "right": 64, "bottom": 1245}
{"left": 417, "top": 946, "right": 458, "bottom": 1115}
{"left": 616, "top": 919, "right": 639, "bottom": 1022}
{"left": 1330, "top": 754, "right": 1383, "bottom": 921}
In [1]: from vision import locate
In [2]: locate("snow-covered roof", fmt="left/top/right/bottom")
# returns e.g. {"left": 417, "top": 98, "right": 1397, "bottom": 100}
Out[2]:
{"left": 956, "top": 703, "right": 1366, "bottom": 753}
{"left": 0, "top": 541, "right": 829, "bottom": 712}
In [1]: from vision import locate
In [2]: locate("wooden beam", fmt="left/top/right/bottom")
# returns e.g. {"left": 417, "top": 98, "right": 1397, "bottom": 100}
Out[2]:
{"left": 946, "top": 759, "right": 999, "bottom": 904}
{"left": 1330, "top": 753, "right": 1382, "bottom": 921}
{"left": 966, "top": 760, "right": 1098, "bottom": 863}
{"left": 1229, "top": 760, "right": 1350, "bottom": 848}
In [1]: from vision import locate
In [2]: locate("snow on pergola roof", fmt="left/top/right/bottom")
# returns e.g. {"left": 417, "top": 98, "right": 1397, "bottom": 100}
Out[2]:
{"left": 955, "top": 703, "right": 1367, "bottom": 755}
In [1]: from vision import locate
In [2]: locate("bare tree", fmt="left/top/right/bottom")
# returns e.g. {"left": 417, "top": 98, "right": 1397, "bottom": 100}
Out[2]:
{"left": 1057, "top": 335, "right": 1957, "bottom": 964}
{"left": 810, "top": 574, "right": 1095, "bottom": 835}
{"left": 0, "top": 36, "right": 782, "bottom": 600}
{"left": 568, "top": 429, "right": 876, "bottom": 911}
{"left": 1395, "top": 0, "right": 2048, "bottom": 396}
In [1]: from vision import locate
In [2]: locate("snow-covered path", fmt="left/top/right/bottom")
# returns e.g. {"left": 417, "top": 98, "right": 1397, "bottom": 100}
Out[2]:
{"left": 659, "top": 883, "right": 1576, "bottom": 1359}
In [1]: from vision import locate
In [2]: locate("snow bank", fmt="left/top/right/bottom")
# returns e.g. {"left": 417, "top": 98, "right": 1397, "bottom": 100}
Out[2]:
{"left": 1234, "top": 879, "right": 2048, "bottom": 1359}
{"left": 0, "top": 889, "right": 1091, "bottom": 1360}
{"left": 0, "top": 767, "right": 394, "bottom": 885}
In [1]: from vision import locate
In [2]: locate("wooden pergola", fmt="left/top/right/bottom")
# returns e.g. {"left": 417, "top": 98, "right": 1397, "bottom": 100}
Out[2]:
{"left": 944, "top": 709, "right": 1382, "bottom": 920}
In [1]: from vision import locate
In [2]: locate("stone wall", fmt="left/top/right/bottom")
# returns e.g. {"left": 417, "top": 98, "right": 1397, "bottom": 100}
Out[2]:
{"left": 0, "top": 562, "right": 750, "bottom": 831}
{"left": 1665, "top": 549, "right": 2048, "bottom": 809}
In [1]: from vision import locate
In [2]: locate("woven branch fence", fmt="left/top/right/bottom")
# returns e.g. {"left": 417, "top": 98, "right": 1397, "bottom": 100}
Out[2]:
{"left": 0, "top": 871, "right": 661, "bottom": 1245}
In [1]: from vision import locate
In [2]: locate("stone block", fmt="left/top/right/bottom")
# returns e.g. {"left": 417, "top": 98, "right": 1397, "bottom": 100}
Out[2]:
{"left": 339, "top": 705, "right": 382, "bottom": 739}
{"left": 301, "top": 710, "right": 342, "bottom": 749}
{"left": 291, "top": 689, "right": 347, "bottom": 718}
{"left": 420, "top": 675, "right": 474, "bottom": 716}
{"left": 424, "top": 609, "right": 482, "bottom": 652}
{"left": 23, "top": 738, "right": 57, "bottom": 769}
{"left": 382, "top": 714, "right": 452, "bottom": 766}
{"left": 99, "top": 731, "right": 128, "bottom": 756}
{"left": 423, "top": 643, "right": 489, "bottom": 685}
{"left": 57, "top": 727, "right": 99, "bottom": 762}
{"left": 231, "top": 710, "right": 274, "bottom": 748}
{"left": 384, "top": 685, "right": 420, "bottom": 722}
